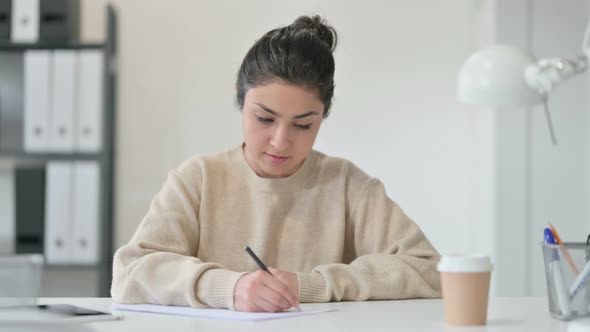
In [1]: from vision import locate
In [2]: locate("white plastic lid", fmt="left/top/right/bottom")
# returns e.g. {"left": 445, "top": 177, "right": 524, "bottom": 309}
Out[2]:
{"left": 437, "top": 255, "right": 494, "bottom": 273}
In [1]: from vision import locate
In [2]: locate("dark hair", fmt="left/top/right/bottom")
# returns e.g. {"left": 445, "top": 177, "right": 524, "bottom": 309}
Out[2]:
{"left": 236, "top": 15, "right": 338, "bottom": 119}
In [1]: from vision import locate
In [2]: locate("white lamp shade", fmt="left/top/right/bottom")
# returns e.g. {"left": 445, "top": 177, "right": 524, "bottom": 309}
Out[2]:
{"left": 457, "top": 44, "right": 544, "bottom": 107}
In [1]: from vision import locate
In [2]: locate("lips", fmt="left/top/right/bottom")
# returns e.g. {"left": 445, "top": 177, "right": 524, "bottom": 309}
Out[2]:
{"left": 265, "top": 153, "right": 289, "bottom": 163}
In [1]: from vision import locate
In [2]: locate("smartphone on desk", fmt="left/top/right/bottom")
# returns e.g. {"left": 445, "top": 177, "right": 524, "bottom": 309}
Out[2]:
{"left": 36, "top": 304, "right": 121, "bottom": 322}
{"left": 39, "top": 304, "right": 110, "bottom": 316}
{"left": 0, "top": 304, "right": 120, "bottom": 323}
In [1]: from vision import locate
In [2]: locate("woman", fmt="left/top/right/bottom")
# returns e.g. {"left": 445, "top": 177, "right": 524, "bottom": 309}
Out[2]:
{"left": 111, "top": 15, "right": 441, "bottom": 312}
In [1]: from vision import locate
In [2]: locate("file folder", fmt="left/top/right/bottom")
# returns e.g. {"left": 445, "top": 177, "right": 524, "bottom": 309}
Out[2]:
{"left": 0, "top": 168, "right": 14, "bottom": 254}
{"left": 23, "top": 50, "right": 52, "bottom": 153}
{"left": 0, "top": 53, "right": 24, "bottom": 152}
{"left": 0, "top": 0, "right": 10, "bottom": 40}
{"left": 39, "top": 0, "right": 80, "bottom": 42}
{"left": 15, "top": 165, "right": 45, "bottom": 255}
{"left": 44, "top": 161, "right": 73, "bottom": 264}
{"left": 71, "top": 161, "right": 100, "bottom": 264}
{"left": 77, "top": 50, "right": 103, "bottom": 153}
{"left": 11, "top": 0, "right": 39, "bottom": 42}
{"left": 49, "top": 50, "right": 77, "bottom": 152}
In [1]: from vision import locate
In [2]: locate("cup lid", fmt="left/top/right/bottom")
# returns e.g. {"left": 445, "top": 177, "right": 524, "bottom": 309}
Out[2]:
{"left": 437, "top": 255, "right": 494, "bottom": 273}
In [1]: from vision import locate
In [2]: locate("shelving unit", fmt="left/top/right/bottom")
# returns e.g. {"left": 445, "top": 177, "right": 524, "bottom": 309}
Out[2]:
{"left": 0, "top": 6, "right": 117, "bottom": 296}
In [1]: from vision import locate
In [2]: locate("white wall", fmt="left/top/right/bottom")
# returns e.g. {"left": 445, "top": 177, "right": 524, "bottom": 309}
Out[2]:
{"left": 528, "top": 0, "right": 589, "bottom": 295}
{"left": 110, "top": 0, "right": 496, "bottom": 269}
{"left": 491, "top": 0, "right": 589, "bottom": 296}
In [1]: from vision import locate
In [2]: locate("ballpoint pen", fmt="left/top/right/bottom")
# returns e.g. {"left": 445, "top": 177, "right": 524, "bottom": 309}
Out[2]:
{"left": 244, "top": 246, "right": 301, "bottom": 312}
{"left": 570, "top": 234, "right": 590, "bottom": 300}
{"left": 548, "top": 223, "right": 579, "bottom": 275}
{"left": 245, "top": 246, "right": 272, "bottom": 275}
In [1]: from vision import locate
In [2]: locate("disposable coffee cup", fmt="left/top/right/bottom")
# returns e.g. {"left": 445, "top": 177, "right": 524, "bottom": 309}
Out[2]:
{"left": 437, "top": 255, "right": 493, "bottom": 326}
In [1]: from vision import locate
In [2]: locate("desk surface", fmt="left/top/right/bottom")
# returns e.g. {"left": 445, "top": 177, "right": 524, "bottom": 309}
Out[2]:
{"left": 34, "top": 297, "right": 588, "bottom": 332}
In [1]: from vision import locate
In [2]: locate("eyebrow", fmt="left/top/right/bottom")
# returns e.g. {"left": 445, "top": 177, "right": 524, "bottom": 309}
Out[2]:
{"left": 255, "top": 103, "right": 319, "bottom": 119}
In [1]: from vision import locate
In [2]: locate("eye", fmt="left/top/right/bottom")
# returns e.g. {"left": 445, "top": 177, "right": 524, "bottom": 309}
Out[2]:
{"left": 294, "top": 124, "right": 312, "bottom": 130}
{"left": 255, "top": 115, "right": 274, "bottom": 124}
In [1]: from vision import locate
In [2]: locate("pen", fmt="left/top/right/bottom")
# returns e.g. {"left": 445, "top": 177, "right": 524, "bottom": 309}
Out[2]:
{"left": 544, "top": 227, "right": 571, "bottom": 317}
{"left": 245, "top": 246, "right": 272, "bottom": 275}
{"left": 548, "top": 223, "right": 579, "bottom": 275}
{"left": 244, "top": 245, "right": 301, "bottom": 312}
{"left": 570, "top": 259, "right": 590, "bottom": 299}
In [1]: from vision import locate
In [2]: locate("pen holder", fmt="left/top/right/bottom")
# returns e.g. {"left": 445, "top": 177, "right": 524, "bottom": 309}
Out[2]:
{"left": 0, "top": 254, "right": 43, "bottom": 307}
{"left": 541, "top": 242, "right": 590, "bottom": 320}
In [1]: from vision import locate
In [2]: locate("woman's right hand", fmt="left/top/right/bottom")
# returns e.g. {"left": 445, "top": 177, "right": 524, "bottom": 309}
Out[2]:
{"left": 233, "top": 270, "right": 300, "bottom": 312}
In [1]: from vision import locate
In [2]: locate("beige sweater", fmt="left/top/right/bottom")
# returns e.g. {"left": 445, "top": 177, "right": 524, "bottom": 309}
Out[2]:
{"left": 111, "top": 145, "right": 441, "bottom": 309}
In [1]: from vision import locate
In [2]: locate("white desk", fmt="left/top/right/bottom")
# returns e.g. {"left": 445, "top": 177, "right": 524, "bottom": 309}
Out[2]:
{"left": 31, "top": 297, "right": 587, "bottom": 332}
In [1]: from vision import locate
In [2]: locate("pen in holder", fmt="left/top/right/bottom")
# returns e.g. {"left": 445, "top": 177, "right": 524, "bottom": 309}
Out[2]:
{"left": 541, "top": 242, "right": 590, "bottom": 320}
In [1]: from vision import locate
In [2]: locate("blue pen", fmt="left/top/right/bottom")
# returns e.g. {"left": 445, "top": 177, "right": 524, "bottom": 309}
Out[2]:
{"left": 544, "top": 227, "right": 571, "bottom": 317}
{"left": 544, "top": 228, "right": 557, "bottom": 245}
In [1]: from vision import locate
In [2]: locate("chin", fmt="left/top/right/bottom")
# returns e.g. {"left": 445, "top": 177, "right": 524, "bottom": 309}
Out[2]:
{"left": 263, "top": 168, "right": 289, "bottom": 178}
{"left": 260, "top": 163, "right": 292, "bottom": 178}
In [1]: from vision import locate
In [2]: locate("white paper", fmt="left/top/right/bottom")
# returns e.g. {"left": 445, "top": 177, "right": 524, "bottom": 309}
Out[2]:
{"left": 111, "top": 303, "right": 336, "bottom": 322}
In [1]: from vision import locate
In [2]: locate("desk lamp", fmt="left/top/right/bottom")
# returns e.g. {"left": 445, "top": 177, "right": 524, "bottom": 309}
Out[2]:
{"left": 456, "top": 23, "right": 590, "bottom": 145}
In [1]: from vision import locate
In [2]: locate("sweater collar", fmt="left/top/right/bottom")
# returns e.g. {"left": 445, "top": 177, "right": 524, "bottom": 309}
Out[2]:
{"left": 232, "top": 144, "right": 318, "bottom": 193}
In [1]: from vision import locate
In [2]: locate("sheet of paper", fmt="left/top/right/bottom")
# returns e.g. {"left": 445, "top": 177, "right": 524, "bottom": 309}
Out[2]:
{"left": 111, "top": 303, "right": 337, "bottom": 322}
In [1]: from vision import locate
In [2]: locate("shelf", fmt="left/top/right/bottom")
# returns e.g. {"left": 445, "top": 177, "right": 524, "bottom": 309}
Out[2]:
{"left": 0, "top": 151, "right": 105, "bottom": 162}
{"left": 0, "top": 41, "right": 105, "bottom": 51}
{"left": 0, "top": 4, "right": 118, "bottom": 298}
{"left": 44, "top": 263, "right": 102, "bottom": 269}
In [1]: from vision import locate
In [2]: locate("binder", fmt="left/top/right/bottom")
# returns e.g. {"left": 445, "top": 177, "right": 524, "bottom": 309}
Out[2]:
{"left": 71, "top": 161, "right": 100, "bottom": 264}
{"left": 14, "top": 165, "right": 46, "bottom": 255}
{"left": 10, "top": 0, "right": 39, "bottom": 42}
{"left": 44, "top": 161, "right": 73, "bottom": 264}
{"left": 0, "top": 52, "right": 24, "bottom": 152}
{"left": 49, "top": 50, "right": 77, "bottom": 152}
{"left": 0, "top": 168, "right": 15, "bottom": 254}
{"left": 39, "top": 0, "right": 80, "bottom": 42}
{"left": 0, "top": 0, "right": 10, "bottom": 40}
{"left": 77, "top": 50, "right": 103, "bottom": 153}
{"left": 23, "top": 50, "right": 52, "bottom": 153}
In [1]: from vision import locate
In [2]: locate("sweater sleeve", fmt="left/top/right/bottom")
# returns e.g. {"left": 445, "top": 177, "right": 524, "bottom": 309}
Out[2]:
{"left": 296, "top": 179, "right": 441, "bottom": 302}
{"left": 110, "top": 167, "right": 246, "bottom": 309}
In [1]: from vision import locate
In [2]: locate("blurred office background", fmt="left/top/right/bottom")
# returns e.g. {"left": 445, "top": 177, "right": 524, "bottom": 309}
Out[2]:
{"left": 0, "top": 0, "right": 588, "bottom": 297}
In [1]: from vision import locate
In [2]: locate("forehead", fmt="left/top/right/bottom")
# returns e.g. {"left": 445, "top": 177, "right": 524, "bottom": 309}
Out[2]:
{"left": 245, "top": 81, "right": 324, "bottom": 115}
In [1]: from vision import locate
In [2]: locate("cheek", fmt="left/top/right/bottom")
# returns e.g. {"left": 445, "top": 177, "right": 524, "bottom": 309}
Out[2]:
{"left": 244, "top": 121, "right": 268, "bottom": 144}
{"left": 294, "top": 129, "right": 319, "bottom": 151}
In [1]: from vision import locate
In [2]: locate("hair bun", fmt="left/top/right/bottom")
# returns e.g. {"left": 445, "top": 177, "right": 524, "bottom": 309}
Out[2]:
{"left": 291, "top": 15, "right": 337, "bottom": 52}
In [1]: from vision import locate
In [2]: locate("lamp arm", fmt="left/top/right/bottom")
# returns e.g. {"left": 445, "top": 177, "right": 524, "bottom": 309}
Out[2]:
{"left": 525, "top": 53, "right": 588, "bottom": 96}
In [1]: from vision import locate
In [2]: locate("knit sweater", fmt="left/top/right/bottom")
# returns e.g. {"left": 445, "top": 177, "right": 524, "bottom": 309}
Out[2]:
{"left": 111, "top": 144, "right": 441, "bottom": 309}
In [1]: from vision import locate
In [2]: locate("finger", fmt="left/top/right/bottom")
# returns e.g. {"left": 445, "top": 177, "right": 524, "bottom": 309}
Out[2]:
{"left": 262, "top": 273, "right": 299, "bottom": 308}
{"left": 255, "top": 289, "right": 285, "bottom": 312}
{"left": 245, "top": 302, "right": 266, "bottom": 313}
{"left": 256, "top": 282, "right": 291, "bottom": 310}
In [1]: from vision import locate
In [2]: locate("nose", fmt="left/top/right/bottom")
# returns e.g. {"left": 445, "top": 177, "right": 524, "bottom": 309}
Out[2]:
{"left": 270, "top": 125, "right": 290, "bottom": 152}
